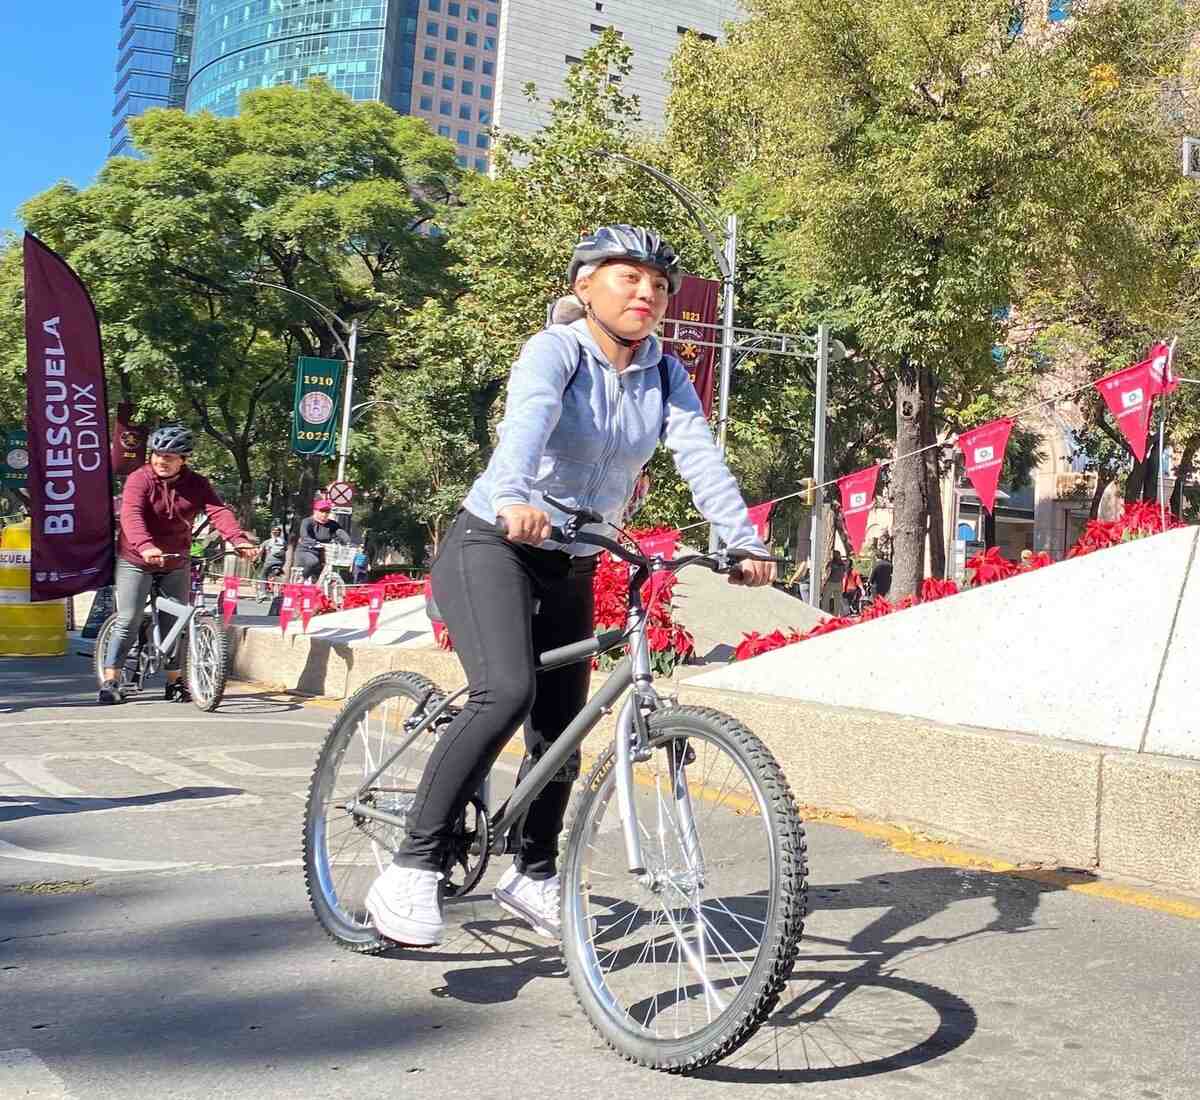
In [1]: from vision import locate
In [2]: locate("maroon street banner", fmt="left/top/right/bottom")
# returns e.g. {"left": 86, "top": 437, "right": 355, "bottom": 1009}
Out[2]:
{"left": 635, "top": 529, "right": 681, "bottom": 560}
{"left": 1146, "top": 341, "right": 1179, "bottom": 398}
{"left": 662, "top": 275, "right": 719, "bottom": 416}
{"left": 1095, "top": 359, "right": 1156, "bottom": 462}
{"left": 957, "top": 418, "right": 1013, "bottom": 515}
{"left": 746, "top": 501, "right": 775, "bottom": 542}
{"left": 838, "top": 465, "right": 880, "bottom": 553}
{"left": 23, "top": 234, "right": 114, "bottom": 601}
{"left": 111, "top": 401, "right": 148, "bottom": 475}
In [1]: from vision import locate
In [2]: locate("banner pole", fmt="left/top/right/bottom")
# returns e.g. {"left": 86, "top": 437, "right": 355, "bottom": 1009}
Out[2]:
{"left": 809, "top": 323, "right": 830, "bottom": 609}
{"left": 336, "top": 319, "right": 358, "bottom": 485}
{"left": 710, "top": 214, "right": 738, "bottom": 553}
{"left": 1158, "top": 394, "right": 1168, "bottom": 529}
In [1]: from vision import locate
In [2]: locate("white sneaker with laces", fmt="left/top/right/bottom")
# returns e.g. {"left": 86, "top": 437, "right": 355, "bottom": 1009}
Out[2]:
{"left": 365, "top": 864, "right": 444, "bottom": 946}
{"left": 493, "top": 865, "right": 561, "bottom": 939}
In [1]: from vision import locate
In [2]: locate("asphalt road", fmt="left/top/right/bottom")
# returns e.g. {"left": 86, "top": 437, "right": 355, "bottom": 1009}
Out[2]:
{"left": 1, "top": 649, "right": 1197, "bottom": 1099}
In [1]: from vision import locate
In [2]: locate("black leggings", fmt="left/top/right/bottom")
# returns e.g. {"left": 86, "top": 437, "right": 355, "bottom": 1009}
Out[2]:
{"left": 393, "top": 510, "right": 596, "bottom": 879}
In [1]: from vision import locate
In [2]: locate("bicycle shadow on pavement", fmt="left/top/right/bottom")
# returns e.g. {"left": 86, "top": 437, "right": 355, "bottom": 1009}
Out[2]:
{"left": 696, "top": 864, "right": 1086, "bottom": 1084}
{"left": 0, "top": 787, "right": 246, "bottom": 822}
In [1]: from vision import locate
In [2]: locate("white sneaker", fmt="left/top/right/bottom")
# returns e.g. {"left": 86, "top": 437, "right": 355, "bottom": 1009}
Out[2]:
{"left": 365, "top": 864, "right": 444, "bottom": 946}
{"left": 493, "top": 865, "right": 561, "bottom": 939}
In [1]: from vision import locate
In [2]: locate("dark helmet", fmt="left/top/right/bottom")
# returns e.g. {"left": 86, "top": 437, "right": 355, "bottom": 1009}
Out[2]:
{"left": 567, "top": 225, "right": 682, "bottom": 295}
{"left": 148, "top": 424, "right": 194, "bottom": 455}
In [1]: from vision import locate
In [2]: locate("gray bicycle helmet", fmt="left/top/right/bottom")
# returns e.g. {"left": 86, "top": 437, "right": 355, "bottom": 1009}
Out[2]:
{"left": 567, "top": 225, "right": 682, "bottom": 294}
{"left": 148, "top": 424, "right": 194, "bottom": 455}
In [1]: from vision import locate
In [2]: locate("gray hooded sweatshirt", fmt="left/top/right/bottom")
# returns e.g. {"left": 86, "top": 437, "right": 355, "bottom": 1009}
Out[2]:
{"left": 462, "top": 319, "right": 767, "bottom": 556}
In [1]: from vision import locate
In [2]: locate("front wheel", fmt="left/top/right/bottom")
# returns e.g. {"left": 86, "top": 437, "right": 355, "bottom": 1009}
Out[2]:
{"left": 94, "top": 612, "right": 146, "bottom": 693}
{"left": 322, "top": 570, "right": 346, "bottom": 610}
{"left": 560, "top": 705, "right": 808, "bottom": 1074}
{"left": 186, "top": 614, "right": 229, "bottom": 711}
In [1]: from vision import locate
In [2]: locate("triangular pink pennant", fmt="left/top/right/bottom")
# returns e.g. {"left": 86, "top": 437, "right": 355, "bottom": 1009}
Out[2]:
{"left": 299, "top": 584, "right": 318, "bottom": 632}
{"left": 956, "top": 418, "right": 1014, "bottom": 515}
{"left": 1146, "top": 341, "right": 1179, "bottom": 397}
{"left": 745, "top": 502, "right": 774, "bottom": 542}
{"left": 279, "top": 584, "right": 298, "bottom": 634}
{"left": 221, "top": 576, "right": 241, "bottom": 626}
{"left": 1095, "top": 359, "right": 1156, "bottom": 462}
{"left": 366, "top": 583, "right": 386, "bottom": 637}
{"left": 636, "top": 530, "right": 680, "bottom": 559}
{"left": 838, "top": 465, "right": 880, "bottom": 553}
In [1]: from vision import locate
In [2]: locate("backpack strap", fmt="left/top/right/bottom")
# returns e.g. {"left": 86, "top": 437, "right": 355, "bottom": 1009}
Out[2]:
{"left": 562, "top": 343, "right": 672, "bottom": 438}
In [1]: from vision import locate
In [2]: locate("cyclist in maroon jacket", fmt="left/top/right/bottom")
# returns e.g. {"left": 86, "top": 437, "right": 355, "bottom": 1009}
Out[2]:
{"left": 99, "top": 425, "right": 257, "bottom": 704}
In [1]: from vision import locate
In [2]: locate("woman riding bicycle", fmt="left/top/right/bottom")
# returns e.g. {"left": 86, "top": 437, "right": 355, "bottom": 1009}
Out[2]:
{"left": 296, "top": 499, "right": 350, "bottom": 582}
{"left": 365, "top": 224, "right": 775, "bottom": 947}
{"left": 98, "top": 425, "right": 257, "bottom": 705}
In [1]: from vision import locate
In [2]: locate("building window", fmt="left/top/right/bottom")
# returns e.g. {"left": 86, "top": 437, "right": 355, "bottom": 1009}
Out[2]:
{"left": 419, "top": 94, "right": 433, "bottom": 110}
{"left": 427, "top": 20, "right": 438, "bottom": 35}
{"left": 440, "top": 99, "right": 451, "bottom": 115}
{"left": 677, "top": 25, "right": 717, "bottom": 43}
{"left": 465, "top": 30, "right": 478, "bottom": 46}
{"left": 476, "top": 132, "right": 489, "bottom": 148}
{"left": 591, "top": 23, "right": 622, "bottom": 37}
{"left": 428, "top": 0, "right": 441, "bottom": 9}
{"left": 421, "top": 70, "right": 435, "bottom": 86}
{"left": 474, "top": 157, "right": 488, "bottom": 172}
{"left": 442, "top": 74, "right": 454, "bottom": 89}
{"left": 565, "top": 54, "right": 582, "bottom": 65}
{"left": 479, "top": 107, "right": 491, "bottom": 123}
{"left": 463, "top": 54, "right": 476, "bottom": 70}
{"left": 1048, "top": 0, "right": 1072, "bottom": 21}
{"left": 438, "top": 124, "right": 450, "bottom": 136}
{"left": 595, "top": 2, "right": 603, "bottom": 9}
{"left": 448, "top": 1, "right": 461, "bottom": 14}
{"left": 446, "top": 24, "right": 458, "bottom": 41}
{"left": 485, "top": 11, "right": 497, "bottom": 26}
{"left": 480, "top": 84, "right": 492, "bottom": 99}
{"left": 423, "top": 45, "right": 437, "bottom": 60}
{"left": 482, "top": 59, "right": 494, "bottom": 74}
{"left": 458, "top": 128, "right": 470, "bottom": 143}
{"left": 456, "top": 154, "right": 468, "bottom": 167}
{"left": 459, "top": 103, "right": 472, "bottom": 119}
{"left": 461, "top": 79, "right": 474, "bottom": 95}
{"left": 484, "top": 36, "right": 496, "bottom": 50}
{"left": 444, "top": 49, "right": 457, "bottom": 65}
{"left": 467, "top": 6, "right": 480, "bottom": 21}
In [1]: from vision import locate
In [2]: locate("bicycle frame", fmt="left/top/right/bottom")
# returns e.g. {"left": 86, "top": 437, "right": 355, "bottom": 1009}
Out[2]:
{"left": 341, "top": 586, "right": 703, "bottom": 879}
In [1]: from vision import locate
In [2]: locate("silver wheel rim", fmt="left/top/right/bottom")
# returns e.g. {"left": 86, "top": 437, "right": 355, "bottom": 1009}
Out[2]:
{"left": 312, "top": 690, "right": 442, "bottom": 932}
{"left": 189, "top": 621, "right": 219, "bottom": 703}
{"left": 568, "top": 731, "right": 777, "bottom": 1044}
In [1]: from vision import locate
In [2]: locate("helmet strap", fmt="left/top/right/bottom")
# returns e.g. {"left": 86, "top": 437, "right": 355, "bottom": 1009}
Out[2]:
{"left": 583, "top": 301, "right": 642, "bottom": 350}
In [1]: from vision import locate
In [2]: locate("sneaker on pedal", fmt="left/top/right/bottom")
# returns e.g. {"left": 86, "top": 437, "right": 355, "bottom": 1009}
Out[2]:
{"left": 97, "top": 679, "right": 125, "bottom": 705}
{"left": 493, "top": 865, "right": 561, "bottom": 939}
{"left": 164, "top": 680, "right": 192, "bottom": 703}
{"left": 365, "top": 865, "right": 444, "bottom": 946}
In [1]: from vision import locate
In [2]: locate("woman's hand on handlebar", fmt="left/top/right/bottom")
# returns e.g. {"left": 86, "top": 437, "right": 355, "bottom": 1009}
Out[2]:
{"left": 497, "top": 504, "right": 552, "bottom": 545}
{"left": 729, "top": 557, "right": 777, "bottom": 588}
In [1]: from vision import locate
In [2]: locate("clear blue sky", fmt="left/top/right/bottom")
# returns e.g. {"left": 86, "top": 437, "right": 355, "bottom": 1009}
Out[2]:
{"left": 1, "top": 4, "right": 120, "bottom": 235}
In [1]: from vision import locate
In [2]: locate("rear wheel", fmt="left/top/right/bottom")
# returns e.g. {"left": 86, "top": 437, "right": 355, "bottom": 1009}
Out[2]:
{"left": 303, "top": 671, "right": 484, "bottom": 953}
{"left": 94, "top": 612, "right": 146, "bottom": 693}
{"left": 560, "top": 705, "right": 808, "bottom": 1073}
{"left": 186, "top": 615, "right": 229, "bottom": 711}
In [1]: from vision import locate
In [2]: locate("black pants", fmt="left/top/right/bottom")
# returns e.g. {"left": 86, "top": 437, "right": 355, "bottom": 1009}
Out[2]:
{"left": 295, "top": 550, "right": 323, "bottom": 582}
{"left": 393, "top": 511, "right": 596, "bottom": 880}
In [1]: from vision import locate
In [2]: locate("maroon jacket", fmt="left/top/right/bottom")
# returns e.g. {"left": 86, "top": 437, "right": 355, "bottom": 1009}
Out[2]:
{"left": 118, "top": 464, "right": 247, "bottom": 571}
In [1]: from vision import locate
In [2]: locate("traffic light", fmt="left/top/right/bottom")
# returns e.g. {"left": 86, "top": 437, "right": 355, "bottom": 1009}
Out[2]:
{"left": 800, "top": 477, "right": 817, "bottom": 506}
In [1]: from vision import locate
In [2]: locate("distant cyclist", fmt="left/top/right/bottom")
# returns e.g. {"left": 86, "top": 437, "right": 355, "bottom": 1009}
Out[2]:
{"left": 296, "top": 499, "right": 350, "bottom": 582}
{"left": 256, "top": 525, "right": 288, "bottom": 600}
{"left": 98, "top": 425, "right": 257, "bottom": 705}
{"left": 365, "top": 225, "right": 774, "bottom": 947}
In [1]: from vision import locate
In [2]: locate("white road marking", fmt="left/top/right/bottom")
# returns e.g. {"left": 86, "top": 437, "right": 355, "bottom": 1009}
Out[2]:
{"left": 2, "top": 751, "right": 262, "bottom": 814}
{"left": 0, "top": 1049, "right": 72, "bottom": 1099}
{"left": 178, "top": 742, "right": 319, "bottom": 778}
{"left": 0, "top": 840, "right": 191, "bottom": 872}
{"left": 8, "top": 717, "right": 329, "bottom": 729}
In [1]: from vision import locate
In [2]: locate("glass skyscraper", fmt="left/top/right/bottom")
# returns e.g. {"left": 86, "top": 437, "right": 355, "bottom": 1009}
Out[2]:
{"left": 185, "top": 1, "right": 416, "bottom": 117}
{"left": 111, "top": 0, "right": 197, "bottom": 157}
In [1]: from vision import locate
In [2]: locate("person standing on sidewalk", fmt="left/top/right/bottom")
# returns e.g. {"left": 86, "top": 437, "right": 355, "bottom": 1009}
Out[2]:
{"left": 99, "top": 426, "right": 257, "bottom": 704}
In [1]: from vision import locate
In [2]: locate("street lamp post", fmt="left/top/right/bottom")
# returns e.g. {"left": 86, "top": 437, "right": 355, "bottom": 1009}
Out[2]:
{"left": 245, "top": 280, "right": 358, "bottom": 485}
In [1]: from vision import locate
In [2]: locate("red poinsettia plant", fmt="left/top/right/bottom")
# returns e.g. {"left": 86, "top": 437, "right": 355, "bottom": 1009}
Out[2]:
{"left": 729, "top": 503, "right": 1190, "bottom": 662}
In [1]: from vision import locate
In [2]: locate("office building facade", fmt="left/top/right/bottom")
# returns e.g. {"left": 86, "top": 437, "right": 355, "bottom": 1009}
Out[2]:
{"left": 111, "top": 0, "right": 197, "bottom": 157}
{"left": 493, "top": 0, "right": 742, "bottom": 141}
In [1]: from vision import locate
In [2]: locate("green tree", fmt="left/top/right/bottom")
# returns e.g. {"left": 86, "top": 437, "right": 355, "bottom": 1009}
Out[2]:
{"left": 0, "top": 79, "right": 458, "bottom": 524}
{"left": 668, "top": 0, "right": 1199, "bottom": 597}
